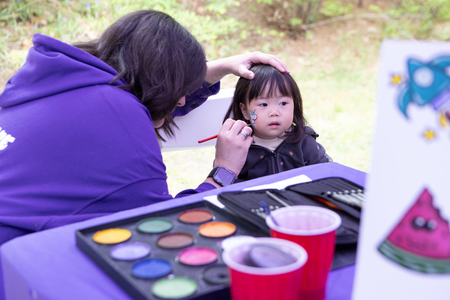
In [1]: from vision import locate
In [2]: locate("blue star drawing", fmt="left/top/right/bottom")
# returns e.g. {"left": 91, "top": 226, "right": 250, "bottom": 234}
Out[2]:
{"left": 398, "top": 56, "right": 450, "bottom": 119}
{"left": 250, "top": 109, "right": 257, "bottom": 128}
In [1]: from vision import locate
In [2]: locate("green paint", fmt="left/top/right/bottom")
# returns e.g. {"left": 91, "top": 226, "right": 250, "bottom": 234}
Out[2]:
{"left": 152, "top": 277, "right": 197, "bottom": 299}
{"left": 136, "top": 218, "right": 173, "bottom": 234}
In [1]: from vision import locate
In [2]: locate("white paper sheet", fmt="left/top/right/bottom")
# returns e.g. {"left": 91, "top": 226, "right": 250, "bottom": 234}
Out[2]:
{"left": 353, "top": 40, "right": 450, "bottom": 300}
{"left": 205, "top": 174, "right": 312, "bottom": 208}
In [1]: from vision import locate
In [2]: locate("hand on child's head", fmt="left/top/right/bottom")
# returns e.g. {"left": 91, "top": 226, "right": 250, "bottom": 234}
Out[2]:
{"left": 236, "top": 64, "right": 255, "bottom": 80}
{"left": 229, "top": 52, "right": 289, "bottom": 81}
{"left": 249, "top": 52, "right": 289, "bottom": 74}
{"left": 245, "top": 71, "right": 255, "bottom": 80}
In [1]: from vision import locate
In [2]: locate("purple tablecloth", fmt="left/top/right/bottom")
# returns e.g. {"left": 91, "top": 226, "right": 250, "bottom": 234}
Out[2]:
{"left": 1, "top": 162, "right": 365, "bottom": 300}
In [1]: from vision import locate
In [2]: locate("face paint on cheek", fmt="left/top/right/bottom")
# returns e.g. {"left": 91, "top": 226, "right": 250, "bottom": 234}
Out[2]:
{"left": 250, "top": 109, "right": 258, "bottom": 129}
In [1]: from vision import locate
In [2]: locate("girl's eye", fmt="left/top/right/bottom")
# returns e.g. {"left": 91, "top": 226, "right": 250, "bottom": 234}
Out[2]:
{"left": 258, "top": 103, "right": 268, "bottom": 107}
{"left": 280, "top": 102, "right": 288, "bottom": 106}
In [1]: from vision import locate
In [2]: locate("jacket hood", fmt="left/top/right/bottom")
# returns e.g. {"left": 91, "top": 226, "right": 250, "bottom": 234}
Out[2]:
{"left": 0, "top": 33, "right": 127, "bottom": 108}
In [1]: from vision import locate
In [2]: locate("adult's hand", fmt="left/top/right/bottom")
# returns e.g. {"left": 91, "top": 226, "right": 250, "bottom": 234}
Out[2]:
{"left": 205, "top": 52, "right": 289, "bottom": 85}
{"left": 211, "top": 119, "right": 253, "bottom": 177}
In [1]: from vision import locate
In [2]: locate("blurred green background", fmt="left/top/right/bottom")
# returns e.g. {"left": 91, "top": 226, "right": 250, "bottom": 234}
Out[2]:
{"left": 1, "top": 0, "right": 449, "bottom": 195}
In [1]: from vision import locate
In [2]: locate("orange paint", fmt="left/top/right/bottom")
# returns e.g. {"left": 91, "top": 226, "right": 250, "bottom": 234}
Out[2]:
{"left": 199, "top": 222, "right": 236, "bottom": 238}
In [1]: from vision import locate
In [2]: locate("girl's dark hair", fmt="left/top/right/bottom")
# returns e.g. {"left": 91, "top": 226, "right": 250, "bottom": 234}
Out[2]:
{"left": 224, "top": 64, "right": 306, "bottom": 143}
{"left": 73, "top": 10, "right": 207, "bottom": 139}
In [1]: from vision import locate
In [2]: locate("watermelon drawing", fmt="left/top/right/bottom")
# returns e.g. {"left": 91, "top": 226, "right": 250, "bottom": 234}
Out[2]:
{"left": 378, "top": 188, "right": 450, "bottom": 273}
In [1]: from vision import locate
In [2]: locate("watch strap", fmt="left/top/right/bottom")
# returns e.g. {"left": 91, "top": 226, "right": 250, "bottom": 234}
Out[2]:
{"left": 207, "top": 167, "right": 217, "bottom": 179}
{"left": 208, "top": 167, "right": 237, "bottom": 186}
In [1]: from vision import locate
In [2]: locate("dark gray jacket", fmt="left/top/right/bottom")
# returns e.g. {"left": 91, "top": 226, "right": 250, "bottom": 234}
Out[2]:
{"left": 237, "top": 126, "right": 331, "bottom": 182}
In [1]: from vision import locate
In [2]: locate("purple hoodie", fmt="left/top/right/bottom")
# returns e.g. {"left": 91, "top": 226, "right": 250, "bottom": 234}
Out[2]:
{"left": 0, "top": 34, "right": 218, "bottom": 245}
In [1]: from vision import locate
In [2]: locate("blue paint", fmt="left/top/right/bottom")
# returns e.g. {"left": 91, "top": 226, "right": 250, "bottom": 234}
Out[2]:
{"left": 131, "top": 259, "right": 172, "bottom": 279}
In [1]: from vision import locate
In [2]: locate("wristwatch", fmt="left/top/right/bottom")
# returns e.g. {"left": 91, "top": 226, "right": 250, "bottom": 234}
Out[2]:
{"left": 208, "top": 167, "right": 237, "bottom": 187}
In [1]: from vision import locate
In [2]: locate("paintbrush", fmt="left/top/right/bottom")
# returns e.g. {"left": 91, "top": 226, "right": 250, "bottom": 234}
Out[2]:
{"left": 197, "top": 125, "right": 253, "bottom": 144}
{"left": 198, "top": 134, "right": 219, "bottom": 144}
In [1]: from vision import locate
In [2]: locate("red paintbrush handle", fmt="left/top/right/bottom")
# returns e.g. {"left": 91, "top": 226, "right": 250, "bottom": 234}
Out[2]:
{"left": 198, "top": 134, "right": 218, "bottom": 144}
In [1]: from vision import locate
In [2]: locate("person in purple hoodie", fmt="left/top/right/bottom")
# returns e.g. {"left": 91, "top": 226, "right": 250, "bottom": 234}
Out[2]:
{"left": 0, "top": 10, "right": 289, "bottom": 247}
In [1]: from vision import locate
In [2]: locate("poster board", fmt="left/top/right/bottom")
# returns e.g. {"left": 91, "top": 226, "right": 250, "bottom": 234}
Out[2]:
{"left": 353, "top": 40, "right": 450, "bottom": 299}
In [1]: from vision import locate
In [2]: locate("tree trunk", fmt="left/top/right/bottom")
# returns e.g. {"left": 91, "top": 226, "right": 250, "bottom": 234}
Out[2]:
{"left": 315, "top": 0, "right": 324, "bottom": 19}
{"left": 302, "top": 0, "right": 313, "bottom": 25}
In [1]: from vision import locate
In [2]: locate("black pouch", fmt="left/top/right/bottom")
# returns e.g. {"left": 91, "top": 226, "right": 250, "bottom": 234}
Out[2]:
{"left": 217, "top": 177, "right": 364, "bottom": 269}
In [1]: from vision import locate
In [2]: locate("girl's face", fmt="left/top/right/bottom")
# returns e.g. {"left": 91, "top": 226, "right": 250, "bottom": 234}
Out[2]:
{"left": 239, "top": 88, "right": 294, "bottom": 140}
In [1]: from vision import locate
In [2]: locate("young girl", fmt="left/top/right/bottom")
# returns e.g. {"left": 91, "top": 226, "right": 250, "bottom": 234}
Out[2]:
{"left": 224, "top": 64, "right": 332, "bottom": 181}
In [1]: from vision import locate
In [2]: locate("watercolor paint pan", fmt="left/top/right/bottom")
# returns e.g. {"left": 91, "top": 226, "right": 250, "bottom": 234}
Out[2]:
{"left": 76, "top": 200, "right": 266, "bottom": 300}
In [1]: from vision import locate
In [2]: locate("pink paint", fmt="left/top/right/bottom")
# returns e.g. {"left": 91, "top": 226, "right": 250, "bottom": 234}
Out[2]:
{"left": 178, "top": 247, "right": 218, "bottom": 266}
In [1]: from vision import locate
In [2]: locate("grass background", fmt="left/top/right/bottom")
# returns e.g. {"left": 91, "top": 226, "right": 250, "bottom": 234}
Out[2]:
{"left": 1, "top": 0, "right": 447, "bottom": 195}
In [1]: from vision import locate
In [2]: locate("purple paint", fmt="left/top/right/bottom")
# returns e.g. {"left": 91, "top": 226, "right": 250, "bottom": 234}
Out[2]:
{"left": 110, "top": 241, "right": 151, "bottom": 261}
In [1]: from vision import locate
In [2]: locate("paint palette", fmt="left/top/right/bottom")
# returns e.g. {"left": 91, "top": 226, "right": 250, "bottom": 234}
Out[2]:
{"left": 76, "top": 201, "right": 266, "bottom": 300}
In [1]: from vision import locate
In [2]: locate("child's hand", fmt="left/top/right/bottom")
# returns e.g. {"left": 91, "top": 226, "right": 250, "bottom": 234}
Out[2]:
{"left": 213, "top": 119, "right": 253, "bottom": 176}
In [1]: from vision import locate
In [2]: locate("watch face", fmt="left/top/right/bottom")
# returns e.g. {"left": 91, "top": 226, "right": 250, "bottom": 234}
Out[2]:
{"left": 215, "top": 168, "right": 236, "bottom": 186}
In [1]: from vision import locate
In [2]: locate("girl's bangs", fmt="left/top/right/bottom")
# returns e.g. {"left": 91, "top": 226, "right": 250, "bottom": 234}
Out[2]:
{"left": 248, "top": 68, "right": 293, "bottom": 101}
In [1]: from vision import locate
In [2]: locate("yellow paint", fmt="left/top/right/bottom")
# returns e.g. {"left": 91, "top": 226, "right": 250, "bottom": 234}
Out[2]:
{"left": 423, "top": 129, "right": 436, "bottom": 140}
{"left": 391, "top": 75, "right": 402, "bottom": 85}
{"left": 439, "top": 112, "right": 448, "bottom": 128}
{"left": 93, "top": 228, "right": 131, "bottom": 244}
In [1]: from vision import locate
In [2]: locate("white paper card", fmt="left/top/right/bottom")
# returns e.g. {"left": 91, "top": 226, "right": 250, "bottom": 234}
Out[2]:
{"left": 353, "top": 40, "right": 450, "bottom": 300}
{"left": 205, "top": 174, "right": 312, "bottom": 208}
{"left": 243, "top": 174, "right": 311, "bottom": 191}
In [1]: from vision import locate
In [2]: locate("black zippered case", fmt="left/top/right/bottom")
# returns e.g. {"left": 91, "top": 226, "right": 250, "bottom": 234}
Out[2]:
{"left": 217, "top": 177, "right": 364, "bottom": 269}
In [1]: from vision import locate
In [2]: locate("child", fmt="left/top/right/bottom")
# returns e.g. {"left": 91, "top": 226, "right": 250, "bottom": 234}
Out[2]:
{"left": 224, "top": 64, "right": 332, "bottom": 181}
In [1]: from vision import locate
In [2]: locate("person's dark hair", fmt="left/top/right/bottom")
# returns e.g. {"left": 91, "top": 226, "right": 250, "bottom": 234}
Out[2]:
{"left": 73, "top": 10, "right": 207, "bottom": 139}
{"left": 224, "top": 64, "right": 306, "bottom": 143}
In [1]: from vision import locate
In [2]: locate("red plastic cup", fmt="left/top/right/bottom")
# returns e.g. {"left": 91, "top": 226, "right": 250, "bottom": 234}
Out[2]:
{"left": 222, "top": 237, "right": 308, "bottom": 300}
{"left": 266, "top": 206, "right": 342, "bottom": 300}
